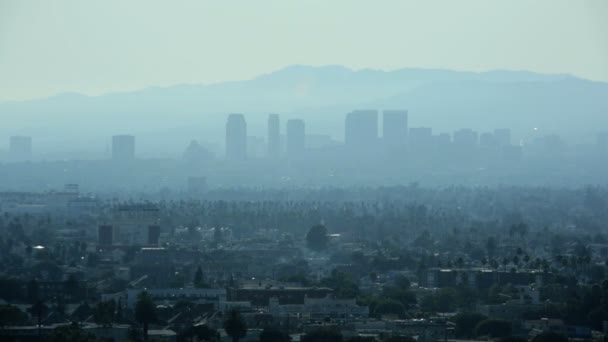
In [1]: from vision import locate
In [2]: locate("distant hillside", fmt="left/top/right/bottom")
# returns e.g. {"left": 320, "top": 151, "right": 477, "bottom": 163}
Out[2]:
{"left": 0, "top": 65, "right": 606, "bottom": 158}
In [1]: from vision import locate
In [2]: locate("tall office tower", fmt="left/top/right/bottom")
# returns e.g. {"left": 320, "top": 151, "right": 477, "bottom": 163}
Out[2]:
{"left": 98, "top": 225, "right": 113, "bottom": 246}
{"left": 494, "top": 128, "right": 512, "bottom": 146}
{"left": 267, "top": 114, "right": 280, "bottom": 158}
{"left": 225, "top": 113, "right": 247, "bottom": 160}
{"left": 382, "top": 110, "right": 408, "bottom": 148}
{"left": 112, "top": 135, "right": 135, "bottom": 161}
{"left": 148, "top": 225, "right": 161, "bottom": 245}
{"left": 453, "top": 129, "right": 479, "bottom": 150}
{"left": 408, "top": 127, "right": 433, "bottom": 152}
{"left": 114, "top": 204, "right": 160, "bottom": 245}
{"left": 344, "top": 110, "right": 378, "bottom": 150}
{"left": 9, "top": 136, "right": 32, "bottom": 162}
{"left": 286, "top": 119, "right": 306, "bottom": 158}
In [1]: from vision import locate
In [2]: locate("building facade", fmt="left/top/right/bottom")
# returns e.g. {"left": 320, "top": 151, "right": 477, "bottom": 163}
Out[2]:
{"left": 226, "top": 114, "right": 247, "bottom": 160}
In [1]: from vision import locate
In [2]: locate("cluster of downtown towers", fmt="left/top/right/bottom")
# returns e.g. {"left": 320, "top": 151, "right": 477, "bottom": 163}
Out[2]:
{"left": 6, "top": 109, "right": 518, "bottom": 163}
{"left": 225, "top": 110, "right": 514, "bottom": 161}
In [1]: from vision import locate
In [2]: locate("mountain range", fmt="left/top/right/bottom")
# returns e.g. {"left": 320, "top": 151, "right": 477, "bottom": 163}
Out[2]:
{"left": 1, "top": 65, "right": 606, "bottom": 158}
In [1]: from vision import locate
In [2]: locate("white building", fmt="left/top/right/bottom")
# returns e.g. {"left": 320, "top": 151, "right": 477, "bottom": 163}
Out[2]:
{"left": 269, "top": 294, "right": 368, "bottom": 318}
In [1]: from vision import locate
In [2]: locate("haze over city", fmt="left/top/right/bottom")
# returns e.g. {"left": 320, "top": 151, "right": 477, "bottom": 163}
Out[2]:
{"left": 0, "top": 1, "right": 607, "bottom": 342}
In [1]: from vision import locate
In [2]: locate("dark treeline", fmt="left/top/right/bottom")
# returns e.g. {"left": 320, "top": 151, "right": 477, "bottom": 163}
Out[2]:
{"left": 0, "top": 185, "right": 607, "bottom": 341}
{"left": 152, "top": 185, "right": 608, "bottom": 237}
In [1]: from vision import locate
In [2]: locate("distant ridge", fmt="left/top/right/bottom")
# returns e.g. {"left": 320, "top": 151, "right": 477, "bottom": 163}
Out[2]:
{"left": 0, "top": 65, "right": 606, "bottom": 157}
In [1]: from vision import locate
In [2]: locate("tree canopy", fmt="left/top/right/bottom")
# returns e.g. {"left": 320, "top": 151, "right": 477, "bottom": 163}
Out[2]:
{"left": 306, "top": 224, "right": 329, "bottom": 251}
{"left": 223, "top": 309, "right": 247, "bottom": 342}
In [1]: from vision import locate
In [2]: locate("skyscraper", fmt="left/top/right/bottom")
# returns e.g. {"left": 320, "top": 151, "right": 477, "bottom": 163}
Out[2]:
{"left": 286, "top": 119, "right": 306, "bottom": 158}
{"left": 98, "top": 225, "right": 113, "bottom": 246}
{"left": 267, "top": 114, "right": 280, "bottom": 158}
{"left": 112, "top": 135, "right": 135, "bottom": 161}
{"left": 9, "top": 136, "right": 32, "bottom": 162}
{"left": 225, "top": 113, "right": 247, "bottom": 160}
{"left": 382, "top": 110, "right": 408, "bottom": 148}
{"left": 344, "top": 110, "right": 378, "bottom": 150}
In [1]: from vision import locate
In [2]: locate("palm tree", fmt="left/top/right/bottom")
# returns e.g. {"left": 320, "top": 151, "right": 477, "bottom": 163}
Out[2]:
{"left": 182, "top": 324, "right": 220, "bottom": 342}
{"left": 223, "top": 309, "right": 247, "bottom": 342}
{"left": 28, "top": 300, "right": 47, "bottom": 340}
{"left": 135, "top": 291, "right": 157, "bottom": 342}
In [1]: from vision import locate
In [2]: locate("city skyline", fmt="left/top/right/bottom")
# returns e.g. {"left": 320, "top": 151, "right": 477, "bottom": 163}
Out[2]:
{"left": 1, "top": 3, "right": 608, "bottom": 341}
{"left": 1, "top": 64, "right": 606, "bottom": 161}
{"left": 5, "top": 109, "right": 605, "bottom": 162}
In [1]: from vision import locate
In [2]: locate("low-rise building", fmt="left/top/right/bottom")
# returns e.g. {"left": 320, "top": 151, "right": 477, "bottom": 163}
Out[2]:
{"left": 269, "top": 294, "right": 369, "bottom": 319}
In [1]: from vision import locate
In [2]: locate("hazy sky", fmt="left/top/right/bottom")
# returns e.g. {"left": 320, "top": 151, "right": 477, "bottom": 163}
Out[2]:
{"left": 1, "top": 0, "right": 607, "bottom": 101}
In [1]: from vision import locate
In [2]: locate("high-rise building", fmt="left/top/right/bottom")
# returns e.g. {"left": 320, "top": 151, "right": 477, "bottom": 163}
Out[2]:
{"left": 148, "top": 225, "right": 161, "bottom": 245}
{"left": 113, "top": 204, "right": 160, "bottom": 245}
{"left": 494, "top": 129, "right": 512, "bottom": 146}
{"left": 345, "top": 110, "right": 378, "bottom": 150}
{"left": 225, "top": 114, "right": 247, "bottom": 160}
{"left": 286, "top": 119, "right": 306, "bottom": 158}
{"left": 9, "top": 136, "right": 32, "bottom": 162}
{"left": 267, "top": 114, "right": 280, "bottom": 158}
{"left": 112, "top": 135, "right": 135, "bottom": 162}
{"left": 98, "top": 225, "right": 113, "bottom": 246}
{"left": 382, "top": 110, "right": 408, "bottom": 148}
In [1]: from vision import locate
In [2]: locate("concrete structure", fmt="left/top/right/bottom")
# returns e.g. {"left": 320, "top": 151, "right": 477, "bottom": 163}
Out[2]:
{"left": 231, "top": 286, "right": 334, "bottom": 306}
{"left": 98, "top": 225, "right": 113, "bottom": 246}
{"left": 225, "top": 114, "right": 247, "bottom": 160}
{"left": 147, "top": 225, "right": 161, "bottom": 245}
{"left": 286, "top": 119, "right": 306, "bottom": 158}
{"left": 267, "top": 114, "right": 280, "bottom": 158}
{"left": 126, "top": 287, "right": 227, "bottom": 309}
{"left": 112, "top": 204, "right": 160, "bottom": 245}
{"left": 423, "top": 268, "right": 548, "bottom": 289}
{"left": 269, "top": 294, "right": 369, "bottom": 318}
